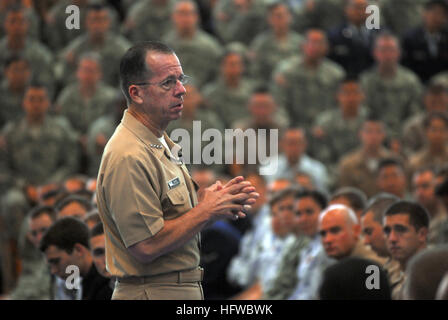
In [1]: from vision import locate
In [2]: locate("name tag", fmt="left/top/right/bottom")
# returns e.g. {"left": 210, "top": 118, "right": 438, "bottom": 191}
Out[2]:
{"left": 168, "top": 177, "right": 181, "bottom": 190}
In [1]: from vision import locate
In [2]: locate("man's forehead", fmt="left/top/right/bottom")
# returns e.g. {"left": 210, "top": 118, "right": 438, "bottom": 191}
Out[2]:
{"left": 384, "top": 213, "right": 410, "bottom": 224}
{"left": 31, "top": 215, "right": 52, "bottom": 226}
{"left": 321, "top": 209, "right": 347, "bottom": 224}
{"left": 362, "top": 211, "right": 374, "bottom": 222}
{"left": 145, "top": 52, "right": 182, "bottom": 76}
{"left": 45, "top": 245, "right": 64, "bottom": 256}
{"left": 91, "top": 234, "right": 105, "bottom": 243}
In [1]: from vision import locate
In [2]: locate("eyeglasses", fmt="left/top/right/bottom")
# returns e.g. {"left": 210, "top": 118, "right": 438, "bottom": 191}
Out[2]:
{"left": 134, "top": 74, "right": 191, "bottom": 91}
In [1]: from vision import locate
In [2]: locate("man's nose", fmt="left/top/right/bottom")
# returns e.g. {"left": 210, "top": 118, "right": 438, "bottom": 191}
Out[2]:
{"left": 174, "top": 79, "right": 186, "bottom": 97}
{"left": 388, "top": 230, "right": 398, "bottom": 242}
{"left": 323, "top": 233, "right": 333, "bottom": 244}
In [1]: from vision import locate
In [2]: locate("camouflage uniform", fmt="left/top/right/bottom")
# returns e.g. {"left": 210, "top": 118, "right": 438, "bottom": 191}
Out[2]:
{"left": 0, "top": 114, "right": 77, "bottom": 233}
{"left": 0, "top": 6, "right": 41, "bottom": 40}
{"left": 1, "top": 115, "right": 79, "bottom": 190}
{"left": 271, "top": 55, "right": 346, "bottom": 129}
{"left": 0, "top": 38, "right": 55, "bottom": 95}
{"left": 58, "top": 33, "right": 132, "bottom": 87}
{"left": 336, "top": 147, "right": 394, "bottom": 198}
{"left": 0, "top": 81, "right": 25, "bottom": 128}
{"left": 310, "top": 106, "right": 368, "bottom": 184}
{"left": 122, "top": 0, "right": 175, "bottom": 43}
{"left": 163, "top": 29, "right": 223, "bottom": 89}
{"left": 55, "top": 82, "right": 117, "bottom": 136}
{"left": 9, "top": 219, "right": 51, "bottom": 300}
{"left": 360, "top": 65, "right": 423, "bottom": 136}
{"left": 0, "top": 116, "right": 78, "bottom": 293}
{"left": 202, "top": 78, "right": 254, "bottom": 128}
{"left": 8, "top": 256, "right": 52, "bottom": 300}
{"left": 379, "top": 0, "right": 425, "bottom": 37}
{"left": 0, "top": 114, "right": 79, "bottom": 202}
{"left": 86, "top": 114, "right": 118, "bottom": 177}
{"left": 409, "top": 146, "right": 448, "bottom": 176}
{"left": 0, "top": 115, "right": 79, "bottom": 236}
{"left": 249, "top": 30, "right": 304, "bottom": 84}
{"left": 428, "top": 203, "right": 448, "bottom": 245}
{"left": 213, "top": 0, "right": 267, "bottom": 44}
{"left": 166, "top": 107, "right": 225, "bottom": 173}
{"left": 291, "top": 0, "right": 346, "bottom": 33}
{"left": 402, "top": 112, "right": 426, "bottom": 154}
{"left": 431, "top": 71, "right": 448, "bottom": 88}
{"left": 44, "top": 0, "right": 88, "bottom": 51}
{"left": 262, "top": 235, "right": 310, "bottom": 300}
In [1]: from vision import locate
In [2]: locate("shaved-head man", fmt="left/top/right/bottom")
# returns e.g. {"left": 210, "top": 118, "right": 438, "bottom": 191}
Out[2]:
{"left": 319, "top": 204, "right": 384, "bottom": 264}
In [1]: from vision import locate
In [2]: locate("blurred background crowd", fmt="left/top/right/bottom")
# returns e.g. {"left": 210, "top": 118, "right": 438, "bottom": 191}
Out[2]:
{"left": 0, "top": 0, "right": 448, "bottom": 300}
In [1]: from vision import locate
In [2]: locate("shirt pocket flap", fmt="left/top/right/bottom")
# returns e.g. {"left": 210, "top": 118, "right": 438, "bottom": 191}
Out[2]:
{"left": 166, "top": 186, "right": 188, "bottom": 206}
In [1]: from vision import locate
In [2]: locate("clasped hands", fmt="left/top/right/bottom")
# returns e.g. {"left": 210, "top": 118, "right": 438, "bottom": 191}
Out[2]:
{"left": 198, "top": 176, "right": 259, "bottom": 221}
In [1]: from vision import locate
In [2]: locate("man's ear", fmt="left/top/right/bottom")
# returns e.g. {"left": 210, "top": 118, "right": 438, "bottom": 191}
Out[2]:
{"left": 128, "top": 85, "right": 144, "bottom": 105}
{"left": 417, "top": 227, "right": 428, "bottom": 244}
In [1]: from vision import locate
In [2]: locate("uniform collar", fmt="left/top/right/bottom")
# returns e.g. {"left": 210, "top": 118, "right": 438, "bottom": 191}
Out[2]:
{"left": 121, "top": 110, "right": 183, "bottom": 161}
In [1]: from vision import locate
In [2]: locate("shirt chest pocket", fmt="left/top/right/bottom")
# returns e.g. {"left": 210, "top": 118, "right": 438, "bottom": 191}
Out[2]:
{"left": 163, "top": 184, "right": 192, "bottom": 219}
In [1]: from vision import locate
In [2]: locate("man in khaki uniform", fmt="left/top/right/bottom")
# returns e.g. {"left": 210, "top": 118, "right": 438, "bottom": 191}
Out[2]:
{"left": 96, "top": 42, "right": 258, "bottom": 300}
{"left": 336, "top": 116, "right": 394, "bottom": 198}
{"left": 382, "top": 201, "right": 429, "bottom": 299}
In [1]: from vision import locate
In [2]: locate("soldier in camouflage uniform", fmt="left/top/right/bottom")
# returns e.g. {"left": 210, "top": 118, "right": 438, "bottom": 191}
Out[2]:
{"left": 213, "top": 0, "right": 267, "bottom": 44}
{"left": 0, "top": 55, "right": 31, "bottom": 128}
{"left": 44, "top": 0, "right": 89, "bottom": 52}
{"left": 310, "top": 77, "right": 367, "bottom": 185}
{"left": 0, "top": 7, "right": 54, "bottom": 96}
{"left": 202, "top": 49, "right": 254, "bottom": 128}
{"left": 379, "top": 0, "right": 426, "bottom": 37}
{"left": 402, "top": 83, "right": 448, "bottom": 154}
{"left": 0, "top": 0, "right": 41, "bottom": 40}
{"left": 0, "top": 83, "right": 78, "bottom": 240}
{"left": 58, "top": 3, "right": 131, "bottom": 87}
{"left": 122, "top": 0, "right": 175, "bottom": 43}
{"left": 271, "top": 29, "right": 345, "bottom": 129}
{"left": 360, "top": 33, "right": 423, "bottom": 136}
{"left": 7, "top": 205, "right": 55, "bottom": 300}
{"left": 163, "top": 0, "right": 223, "bottom": 89}
{"left": 291, "top": 0, "right": 346, "bottom": 33}
{"left": 55, "top": 53, "right": 117, "bottom": 146}
{"left": 0, "top": 83, "right": 78, "bottom": 294}
{"left": 249, "top": 2, "right": 304, "bottom": 85}
{"left": 263, "top": 189, "right": 329, "bottom": 300}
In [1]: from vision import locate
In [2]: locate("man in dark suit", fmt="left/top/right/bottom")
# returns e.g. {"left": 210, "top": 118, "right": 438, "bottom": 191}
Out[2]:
{"left": 40, "top": 217, "right": 113, "bottom": 300}
{"left": 402, "top": 0, "right": 448, "bottom": 83}
{"left": 327, "top": 0, "right": 379, "bottom": 76}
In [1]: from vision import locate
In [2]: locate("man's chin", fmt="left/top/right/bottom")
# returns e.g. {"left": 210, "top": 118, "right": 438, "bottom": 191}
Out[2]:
{"left": 170, "top": 109, "right": 183, "bottom": 119}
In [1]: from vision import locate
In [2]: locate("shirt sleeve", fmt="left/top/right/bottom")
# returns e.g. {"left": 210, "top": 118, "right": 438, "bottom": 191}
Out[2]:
{"left": 103, "top": 154, "right": 164, "bottom": 248}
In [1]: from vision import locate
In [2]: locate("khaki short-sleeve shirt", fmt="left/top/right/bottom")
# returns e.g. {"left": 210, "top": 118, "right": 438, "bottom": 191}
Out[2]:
{"left": 96, "top": 110, "right": 200, "bottom": 277}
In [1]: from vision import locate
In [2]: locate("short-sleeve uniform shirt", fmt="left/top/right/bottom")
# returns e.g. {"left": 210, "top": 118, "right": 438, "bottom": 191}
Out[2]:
{"left": 96, "top": 110, "right": 200, "bottom": 278}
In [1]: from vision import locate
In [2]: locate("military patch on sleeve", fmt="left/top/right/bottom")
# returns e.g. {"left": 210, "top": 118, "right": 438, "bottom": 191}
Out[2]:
{"left": 168, "top": 177, "right": 181, "bottom": 189}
